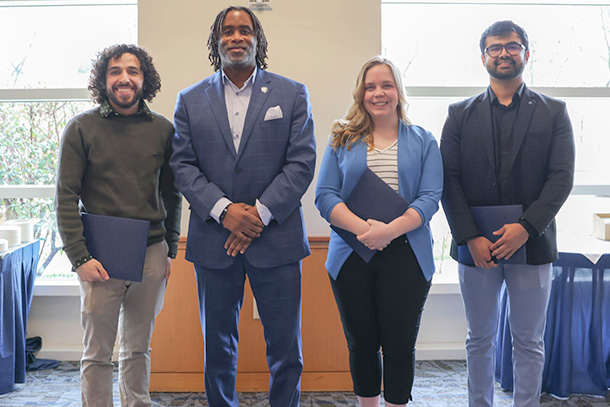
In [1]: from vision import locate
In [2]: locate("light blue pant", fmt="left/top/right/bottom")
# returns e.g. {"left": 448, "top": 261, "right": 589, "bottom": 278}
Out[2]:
{"left": 459, "top": 262, "right": 552, "bottom": 407}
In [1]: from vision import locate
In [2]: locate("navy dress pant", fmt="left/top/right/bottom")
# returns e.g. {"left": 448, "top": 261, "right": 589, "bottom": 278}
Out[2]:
{"left": 194, "top": 257, "right": 303, "bottom": 407}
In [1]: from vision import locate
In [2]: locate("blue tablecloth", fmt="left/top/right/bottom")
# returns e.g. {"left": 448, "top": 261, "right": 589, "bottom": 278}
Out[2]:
{"left": 495, "top": 252, "right": 610, "bottom": 397}
{"left": 0, "top": 241, "right": 39, "bottom": 395}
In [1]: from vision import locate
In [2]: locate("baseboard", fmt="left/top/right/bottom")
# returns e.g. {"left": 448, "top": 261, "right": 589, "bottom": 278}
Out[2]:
{"left": 39, "top": 346, "right": 465, "bottom": 364}
{"left": 416, "top": 343, "right": 466, "bottom": 360}
{"left": 150, "top": 372, "right": 353, "bottom": 392}
{"left": 38, "top": 346, "right": 118, "bottom": 362}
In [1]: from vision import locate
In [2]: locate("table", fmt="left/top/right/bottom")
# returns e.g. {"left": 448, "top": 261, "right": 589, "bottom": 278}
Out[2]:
{"left": 0, "top": 240, "right": 39, "bottom": 395}
{"left": 495, "top": 251, "right": 610, "bottom": 397}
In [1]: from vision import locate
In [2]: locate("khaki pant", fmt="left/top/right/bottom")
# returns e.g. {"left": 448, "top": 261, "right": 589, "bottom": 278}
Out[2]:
{"left": 78, "top": 241, "right": 168, "bottom": 407}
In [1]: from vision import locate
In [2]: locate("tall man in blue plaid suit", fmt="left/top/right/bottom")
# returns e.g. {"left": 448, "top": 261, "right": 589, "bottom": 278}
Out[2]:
{"left": 170, "top": 6, "right": 316, "bottom": 407}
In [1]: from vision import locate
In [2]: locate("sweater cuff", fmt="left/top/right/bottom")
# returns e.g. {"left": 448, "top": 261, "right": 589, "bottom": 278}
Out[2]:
{"left": 167, "top": 242, "right": 178, "bottom": 259}
{"left": 72, "top": 254, "right": 93, "bottom": 270}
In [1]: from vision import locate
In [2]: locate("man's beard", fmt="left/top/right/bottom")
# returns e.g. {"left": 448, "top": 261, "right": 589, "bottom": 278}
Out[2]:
{"left": 487, "top": 57, "right": 525, "bottom": 80}
{"left": 108, "top": 87, "right": 143, "bottom": 110}
{"left": 219, "top": 40, "right": 257, "bottom": 70}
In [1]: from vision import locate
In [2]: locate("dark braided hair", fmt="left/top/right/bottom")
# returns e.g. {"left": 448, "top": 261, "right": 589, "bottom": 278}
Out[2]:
{"left": 88, "top": 44, "right": 161, "bottom": 105}
{"left": 207, "top": 6, "right": 268, "bottom": 71}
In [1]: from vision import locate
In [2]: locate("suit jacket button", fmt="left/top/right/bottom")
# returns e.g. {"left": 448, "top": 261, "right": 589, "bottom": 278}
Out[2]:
{"left": 492, "top": 182, "right": 497, "bottom": 187}
{"left": 234, "top": 168, "right": 241, "bottom": 174}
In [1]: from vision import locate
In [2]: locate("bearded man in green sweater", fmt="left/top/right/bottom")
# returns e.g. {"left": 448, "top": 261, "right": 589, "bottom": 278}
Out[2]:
{"left": 55, "top": 44, "right": 181, "bottom": 407}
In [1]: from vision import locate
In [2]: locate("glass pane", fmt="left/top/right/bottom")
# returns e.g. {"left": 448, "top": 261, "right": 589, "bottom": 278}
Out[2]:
{"left": 564, "top": 98, "right": 610, "bottom": 186}
{"left": 1, "top": 100, "right": 92, "bottom": 278}
{"left": 0, "top": 3, "right": 137, "bottom": 89}
{"left": 405, "top": 96, "right": 610, "bottom": 187}
{"left": 2, "top": 197, "right": 73, "bottom": 278}
{"left": 0, "top": 101, "right": 93, "bottom": 185}
{"left": 382, "top": 3, "right": 610, "bottom": 87}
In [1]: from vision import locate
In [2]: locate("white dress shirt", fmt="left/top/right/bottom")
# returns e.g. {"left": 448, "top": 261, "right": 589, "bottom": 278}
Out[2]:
{"left": 210, "top": 68, "right": 273, "bottom": 226}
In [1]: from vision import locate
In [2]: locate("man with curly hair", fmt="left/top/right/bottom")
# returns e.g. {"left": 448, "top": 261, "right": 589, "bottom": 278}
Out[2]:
{"left": 55, "top": 44, "right": 181, "bottom": 406}
{"left": 170, "top": 6, "right": 315, "bottom": 407}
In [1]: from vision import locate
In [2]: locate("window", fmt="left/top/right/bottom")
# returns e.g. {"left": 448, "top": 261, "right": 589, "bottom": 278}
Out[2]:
{"left": 382, "top": 0, "right": 610, "bottom": 272}
{"left": 0, "top": 0, "right": 137, "bottom": 279}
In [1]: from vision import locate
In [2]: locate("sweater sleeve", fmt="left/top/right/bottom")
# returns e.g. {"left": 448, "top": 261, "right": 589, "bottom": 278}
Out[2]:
{"left": 54, "top": 117, "right": 90, "bottom": 266}
{"left": 160, "top": 127, "right": 182, "bottom": 258}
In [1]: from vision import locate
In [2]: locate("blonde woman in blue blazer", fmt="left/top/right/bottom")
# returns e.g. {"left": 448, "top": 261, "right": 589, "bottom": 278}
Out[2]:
{"left": 315, "top": 56, "right": 442, "bottom": 407}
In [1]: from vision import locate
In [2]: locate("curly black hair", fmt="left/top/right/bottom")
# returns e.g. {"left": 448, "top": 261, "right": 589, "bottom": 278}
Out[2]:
{"left": 207, "top": 6, "right": 268, "bottom": 71}
{"left": 88, "top": 44, "right": 161, "bottom": 105}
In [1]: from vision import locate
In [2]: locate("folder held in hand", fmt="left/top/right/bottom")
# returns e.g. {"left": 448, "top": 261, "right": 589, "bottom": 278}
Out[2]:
{"left": 331, "top": 168, "right": 409, "bottom": 263}
{"left": 81, "top": 213, "right": 151, "bottom": 282}
{"left": 457, "top": 205, "right": 527, "bottom": 265}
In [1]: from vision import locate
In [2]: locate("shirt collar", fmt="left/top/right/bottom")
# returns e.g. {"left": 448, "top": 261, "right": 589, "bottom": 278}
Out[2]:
{"left": 221, "top": 67, "right": 257, "bottom": 92}
{"left": 488, "top": 82, "right": 525, "bottom": 107}
{"left": 99, "top": 100, "right": 154, "bottom": 119}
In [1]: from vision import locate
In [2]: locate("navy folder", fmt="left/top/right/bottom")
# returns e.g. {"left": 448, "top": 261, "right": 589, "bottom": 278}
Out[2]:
{"left": 331, "top": 168, "right": 409, "bottom": 263}
{"left": 81, "top": 213, "right": 151, "bottom": 282}
{"left": 457, "top": 205, "right": 527, "bottom": 265}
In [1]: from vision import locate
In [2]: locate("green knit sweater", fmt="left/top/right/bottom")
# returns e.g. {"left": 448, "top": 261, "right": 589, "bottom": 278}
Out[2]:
{"left": 55, "top": 102, "right": 181, "bottom": 267}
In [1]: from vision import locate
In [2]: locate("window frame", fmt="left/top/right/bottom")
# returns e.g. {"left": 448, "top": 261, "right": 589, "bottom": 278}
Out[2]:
{"left": 0, "top": 0, "right": 137, "bottom": 284}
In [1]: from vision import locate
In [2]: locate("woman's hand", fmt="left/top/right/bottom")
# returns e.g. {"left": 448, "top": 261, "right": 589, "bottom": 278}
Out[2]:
{"left": 357, "top": 219, "right": 393, "bottom": 251}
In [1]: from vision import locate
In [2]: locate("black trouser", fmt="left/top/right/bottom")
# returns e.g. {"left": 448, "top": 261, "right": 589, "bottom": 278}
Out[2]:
{"left": 329, "top": 237, "right": 431, "bottom": 404}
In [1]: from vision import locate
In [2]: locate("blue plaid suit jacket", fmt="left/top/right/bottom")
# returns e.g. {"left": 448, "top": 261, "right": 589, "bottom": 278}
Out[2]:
{"left": 170, "top": 70, "right": 316, "bottom": 269}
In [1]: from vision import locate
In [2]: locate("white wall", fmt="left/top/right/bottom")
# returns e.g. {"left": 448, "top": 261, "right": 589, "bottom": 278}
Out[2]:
{"left": 27, "top": 0, "right": 467, "bottom": 361}
{"left": 28, "top": 285, "right": 466, "bottom": 361}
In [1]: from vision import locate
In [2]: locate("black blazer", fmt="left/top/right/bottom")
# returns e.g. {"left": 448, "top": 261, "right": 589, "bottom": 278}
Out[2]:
{"left": 440, "top": 85, "right": 575, "bottom": 265}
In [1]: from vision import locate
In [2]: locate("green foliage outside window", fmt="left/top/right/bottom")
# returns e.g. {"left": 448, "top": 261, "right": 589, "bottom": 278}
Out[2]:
{"left": 0, "top": 101, "right": 92, "bottom": 277}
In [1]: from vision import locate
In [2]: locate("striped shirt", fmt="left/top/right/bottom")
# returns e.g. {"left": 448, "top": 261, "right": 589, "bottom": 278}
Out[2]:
{"left": 367, "top": 139, "right": 399, "bottom": 192}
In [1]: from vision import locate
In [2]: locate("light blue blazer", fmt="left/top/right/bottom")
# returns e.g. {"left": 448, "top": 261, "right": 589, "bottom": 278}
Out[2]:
{"left": 315, "top": 122, "right": 443, "bottom": 281}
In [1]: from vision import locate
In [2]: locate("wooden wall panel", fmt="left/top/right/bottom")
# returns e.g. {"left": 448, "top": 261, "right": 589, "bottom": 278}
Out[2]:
{"left": 150, "top": 239, "right": 351, "bottom": 392}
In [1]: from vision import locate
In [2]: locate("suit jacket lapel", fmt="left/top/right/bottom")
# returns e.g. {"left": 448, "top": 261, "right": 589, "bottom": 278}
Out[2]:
{"left": 476, "top": 92, "right": 496, "bottom": 173}
{"left": 237, "top": 70, "right": 271, "bottom": 160}
{"left": 508, "top": 86, "right": 536, "bottom": 169}
{"left": 205, "top": 72, "right": 237, "bottom": 158}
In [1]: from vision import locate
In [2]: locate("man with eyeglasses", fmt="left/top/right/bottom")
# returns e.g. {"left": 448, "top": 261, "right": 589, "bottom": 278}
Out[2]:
{"left": 440, "top": 20, "right": 574, "bottom": 407}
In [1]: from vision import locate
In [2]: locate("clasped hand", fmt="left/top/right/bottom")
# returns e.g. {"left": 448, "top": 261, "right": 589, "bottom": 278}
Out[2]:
{"left": 222, "top": 203, "right": 264, "bottom": 257}
{"left": 356, "top": 219, "right": 393, "bottom": 251}
{"left": 467, "top": 223, "right": 528, "bottom": 269}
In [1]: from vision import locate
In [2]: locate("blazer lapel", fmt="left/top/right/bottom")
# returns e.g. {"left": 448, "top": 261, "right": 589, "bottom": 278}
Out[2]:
{"left": 205, "top": 72, "right": 237, "bottom": 158}
{"left": 236, "top": 70, "right": 271, "bottom": 160}
{"left": 508, "top": 86, "right": 536, "bottom": 169}
{"left": 475, "top": 92, "right": 496, "bottom": 173}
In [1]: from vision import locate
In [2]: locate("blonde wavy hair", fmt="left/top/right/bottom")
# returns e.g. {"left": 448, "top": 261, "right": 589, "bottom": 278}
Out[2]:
{"left": 330, "top": 56, "right": 410, "bottom": 151}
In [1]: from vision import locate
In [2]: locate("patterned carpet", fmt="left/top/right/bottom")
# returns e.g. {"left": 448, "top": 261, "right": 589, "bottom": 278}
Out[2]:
{"left": 0, "top": 360, "right": 607, "bottom": 406}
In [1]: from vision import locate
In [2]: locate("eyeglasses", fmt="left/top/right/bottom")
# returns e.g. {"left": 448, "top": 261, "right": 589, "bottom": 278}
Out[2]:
{"left": 484, "top": 42, "right": 525, "bottom": 58}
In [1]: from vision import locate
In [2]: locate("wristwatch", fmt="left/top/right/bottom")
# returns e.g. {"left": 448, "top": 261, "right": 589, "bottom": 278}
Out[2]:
{"left": 219, "top": 203, "right": 231, "bottom": 224}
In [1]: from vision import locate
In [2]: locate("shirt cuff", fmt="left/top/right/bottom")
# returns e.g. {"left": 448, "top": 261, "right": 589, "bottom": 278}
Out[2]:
{"left": 255, "top": 199, "right": 273, "bottom": 226}
{"left": 210, "top": 197, "right": 232, "bottom": 223}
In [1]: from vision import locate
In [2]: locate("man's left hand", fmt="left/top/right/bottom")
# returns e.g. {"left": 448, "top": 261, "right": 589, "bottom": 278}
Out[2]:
{"left": 490, "top": 223, "right": 529, "bottom": 260}
{"left": 246, "top": 205, "right": 262, "bottom": 223}
{"left": 223, "top": 205, "right": 262, "bottom": 256}
{"left": 224, "top": 233, "right": 253, "bottom": 257}
{"left": 165, "top": 257, "right": 172, "bottom": 285}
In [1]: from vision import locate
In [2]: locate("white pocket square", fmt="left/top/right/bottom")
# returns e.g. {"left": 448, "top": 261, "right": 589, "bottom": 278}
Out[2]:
{"left": 264, "top": 105, "right": 283, "bottom": 121}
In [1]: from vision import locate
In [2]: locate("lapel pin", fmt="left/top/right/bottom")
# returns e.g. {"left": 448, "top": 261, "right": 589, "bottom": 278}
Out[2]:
{"left": 261, "top": 86, "right": 268, "bottom": 94}
{"left": 528, "top": 100, "right": 533, "bottom": 105}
